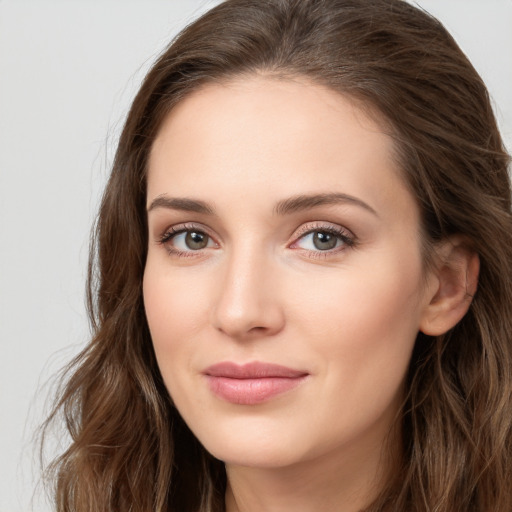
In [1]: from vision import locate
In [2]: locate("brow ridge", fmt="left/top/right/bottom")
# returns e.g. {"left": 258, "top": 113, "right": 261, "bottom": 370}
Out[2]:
{"left": 273, "top": 193, "right": 378, "bottom": 216}
{"left": 147, "top": 192, "right": 377, "bottom": 217}
{"left": 147, "top": 195, "right": 215, "bottom": 215}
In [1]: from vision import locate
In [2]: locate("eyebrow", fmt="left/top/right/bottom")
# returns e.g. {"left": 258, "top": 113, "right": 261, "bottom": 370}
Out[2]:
{"left": 147, "top": 192, "right": 378, "bottom": 217}
{"left": 273, "top": 193, "right": 378, "bottom": 217}
{"left": 147, "top": 196, "right": 215, "bottom": 215}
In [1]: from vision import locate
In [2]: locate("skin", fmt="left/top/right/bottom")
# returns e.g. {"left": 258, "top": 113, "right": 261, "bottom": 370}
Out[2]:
{"left": 143, "top": 76, "right": 476, "bottom": 512}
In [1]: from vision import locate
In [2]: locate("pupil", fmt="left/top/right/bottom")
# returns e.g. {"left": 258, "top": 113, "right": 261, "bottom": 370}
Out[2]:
{"left": 185, "top": 231, "right": 208, "bottom": 250}
{"left": 313, "top": 231, "right": 337, "bottom": 250}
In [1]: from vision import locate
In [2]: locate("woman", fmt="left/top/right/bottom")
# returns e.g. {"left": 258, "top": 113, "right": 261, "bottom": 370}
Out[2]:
{"left": 43, "top": 0, "right": 512, "bottom": 510}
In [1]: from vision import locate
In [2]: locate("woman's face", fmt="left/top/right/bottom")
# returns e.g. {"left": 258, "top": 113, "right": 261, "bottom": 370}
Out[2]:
{"left": 144, "top": 77, "right": 434, "bottom": 470}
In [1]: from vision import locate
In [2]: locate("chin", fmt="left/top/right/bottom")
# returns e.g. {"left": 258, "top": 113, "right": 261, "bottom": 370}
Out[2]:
{"left": 206, "top": 438, "right": 306, "bottom": 469}
{"left": 189, "top": 414, "right": 318, "bottom": 469}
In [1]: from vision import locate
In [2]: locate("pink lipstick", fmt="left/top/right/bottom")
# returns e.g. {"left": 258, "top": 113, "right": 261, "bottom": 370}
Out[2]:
{"left": 203, "top": 362, "right": 308, "bottom": 405}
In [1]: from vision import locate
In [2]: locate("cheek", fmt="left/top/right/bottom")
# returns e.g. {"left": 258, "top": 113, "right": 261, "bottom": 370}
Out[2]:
{"left": 278, "top": 258, "right": 424, "bottom": 455}
{"left": 144, "top": 263, "right": 209, "bottom": 338}
{"left": 290, "top": 252, "right": 424, "bottom": 391}
{"left": 143, "top": 267, "right": 210, "bottom": 423}
{"left": 304, "top": 246, "right": 423, "bottom": 334}
{"left": 143, "top": 264, "right": 206, "bottom": 386}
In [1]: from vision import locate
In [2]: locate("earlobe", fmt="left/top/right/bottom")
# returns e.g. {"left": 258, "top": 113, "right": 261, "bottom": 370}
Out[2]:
{"left": 419, "top": 237, "right": 480, "bottom": 336}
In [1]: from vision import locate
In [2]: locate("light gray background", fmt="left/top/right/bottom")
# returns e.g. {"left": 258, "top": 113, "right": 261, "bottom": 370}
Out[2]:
{"left": 1, "top": 1, "right": 511, "bottom": 511}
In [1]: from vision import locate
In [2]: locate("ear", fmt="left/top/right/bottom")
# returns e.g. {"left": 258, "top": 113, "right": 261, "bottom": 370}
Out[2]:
{"left": 419, "top": 236, "right": 480, "bottom": 336}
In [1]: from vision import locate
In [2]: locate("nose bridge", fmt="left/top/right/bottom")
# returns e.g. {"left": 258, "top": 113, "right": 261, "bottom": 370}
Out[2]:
{"left": 211, "top": 240, "right": 284, "bottom": 338}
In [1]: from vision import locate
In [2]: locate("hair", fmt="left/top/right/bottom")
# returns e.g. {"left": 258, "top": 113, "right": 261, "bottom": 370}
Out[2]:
{"left": 41, "top": 0, "right": 512, "bottom": 511}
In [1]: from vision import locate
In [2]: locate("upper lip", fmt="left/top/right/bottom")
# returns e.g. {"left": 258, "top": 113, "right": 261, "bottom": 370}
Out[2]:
{"left": 204, "top": 361, "right": 308, "bottom": 379}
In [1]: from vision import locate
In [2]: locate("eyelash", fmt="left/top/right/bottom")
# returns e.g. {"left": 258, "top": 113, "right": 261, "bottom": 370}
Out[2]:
{"left": 157, "top": 223, "right": 216, "bottom": 258}
{"left": 290, "top": 222, "right": 356, "bottom": 259}
{"left": 156, "top": 222, "right": 356, "bottom": 260}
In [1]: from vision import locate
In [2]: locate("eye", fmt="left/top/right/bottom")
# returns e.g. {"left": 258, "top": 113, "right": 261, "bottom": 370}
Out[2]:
{"left": 290, "top": 224, "right": 355, "bottom": 254}
{"left": 173, "top": 230, "right": 213, "bottom": 250}
{"left": 297, "top": 231, "right": 341, "bottom": 251}
{"left": 158, "top": 225, "right": 217, "bottom": 256}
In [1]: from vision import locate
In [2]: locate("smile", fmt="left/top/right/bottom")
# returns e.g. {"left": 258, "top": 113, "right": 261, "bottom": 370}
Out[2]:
{"left": 203, "top": 362, "right": 309, "bottom": 405}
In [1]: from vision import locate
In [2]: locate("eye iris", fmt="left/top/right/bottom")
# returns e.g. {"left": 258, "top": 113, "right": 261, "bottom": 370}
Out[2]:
{"left": 313, "top": 231, "right": 337, "bottom": 250}
{"left": 185, "top": 231, "right": 208, "bottom": 250}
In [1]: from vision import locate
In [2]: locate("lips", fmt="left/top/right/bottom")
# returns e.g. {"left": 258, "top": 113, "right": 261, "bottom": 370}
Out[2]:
{"left": 203, "top": 362, "right": 309, "bottom": 405}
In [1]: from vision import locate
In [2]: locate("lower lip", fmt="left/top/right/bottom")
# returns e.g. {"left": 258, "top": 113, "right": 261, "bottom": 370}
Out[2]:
{"left": 206, "top": 376, "right": 307, "bottom": 405}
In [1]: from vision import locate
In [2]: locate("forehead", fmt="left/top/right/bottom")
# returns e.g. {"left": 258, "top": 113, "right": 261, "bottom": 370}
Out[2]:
{"left": 150, "top": 75, "right": 390, "bottom": 165}
{"left": 147, "top": 76, "right": 415, "bottom": 223}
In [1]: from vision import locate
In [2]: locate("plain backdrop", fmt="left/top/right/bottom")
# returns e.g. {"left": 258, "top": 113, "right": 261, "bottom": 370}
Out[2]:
{"left": 0, "top": 1, "right": 511, "bottom": 511}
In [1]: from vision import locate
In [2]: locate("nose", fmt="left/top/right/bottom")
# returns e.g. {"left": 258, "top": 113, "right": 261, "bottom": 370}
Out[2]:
{"left": 211, "top": 248, "right": 285, "bottom": 340}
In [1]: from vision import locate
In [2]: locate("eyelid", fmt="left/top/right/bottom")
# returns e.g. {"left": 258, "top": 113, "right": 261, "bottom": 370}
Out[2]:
{"left": 157, "top": 222, "right": 217, "bottom": 242}
{"left": 290, "top": 221, "right": 355, "bottom": 243}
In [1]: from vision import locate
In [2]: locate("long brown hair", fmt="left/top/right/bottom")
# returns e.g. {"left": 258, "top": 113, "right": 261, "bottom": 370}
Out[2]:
{"left": 42, "top": 0, "right": 512, "bottom": 510}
